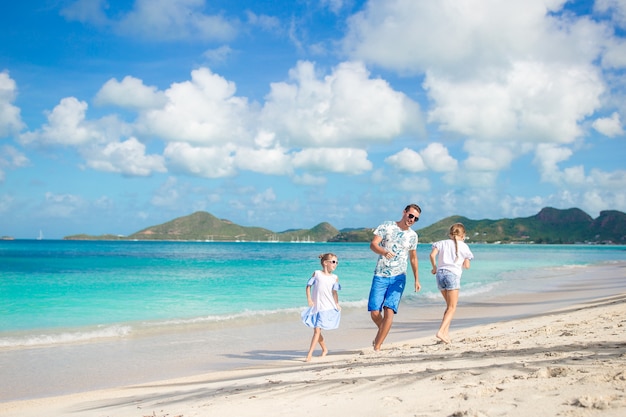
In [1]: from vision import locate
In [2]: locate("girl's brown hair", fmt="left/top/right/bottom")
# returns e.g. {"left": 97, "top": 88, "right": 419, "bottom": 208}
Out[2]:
{"left": 319, "top": 253, "right": 337, "bottom": 265}
{"left": 449, "top": 223, "right": 466, "bottom": 261}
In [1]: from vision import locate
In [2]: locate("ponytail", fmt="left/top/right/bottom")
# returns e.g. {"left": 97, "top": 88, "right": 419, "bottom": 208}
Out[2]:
{"left": 448, "top": 223, "right": 466, "bottom": 262}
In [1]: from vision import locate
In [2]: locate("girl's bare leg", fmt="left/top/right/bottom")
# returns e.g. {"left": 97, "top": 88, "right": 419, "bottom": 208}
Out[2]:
{"left": 436, "top": 289, "right": 459, "bottom": 344}
{"left": 306, "top": 328, "right": 322, "bottom": 362}
{"left": 319, "top": 332, "right": 328, "bottom": 357}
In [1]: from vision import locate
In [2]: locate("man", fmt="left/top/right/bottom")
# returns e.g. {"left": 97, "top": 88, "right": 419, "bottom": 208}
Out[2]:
{"left": 368, "top": 204, "right": 421, "bottom": 351}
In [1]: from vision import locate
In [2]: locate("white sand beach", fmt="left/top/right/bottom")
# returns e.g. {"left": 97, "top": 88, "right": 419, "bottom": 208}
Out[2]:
{"left": 1, "top": 263, "right": 625, "bottom": 417}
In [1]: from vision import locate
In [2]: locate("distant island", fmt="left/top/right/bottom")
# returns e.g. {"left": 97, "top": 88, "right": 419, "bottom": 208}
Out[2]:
{"left": 63, "top": 207, "right": 626, "bottom": 244}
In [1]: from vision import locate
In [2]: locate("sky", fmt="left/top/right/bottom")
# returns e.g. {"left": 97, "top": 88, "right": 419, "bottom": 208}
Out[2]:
{"left": 1, "top": 0, "right": 625, "bottom": 239}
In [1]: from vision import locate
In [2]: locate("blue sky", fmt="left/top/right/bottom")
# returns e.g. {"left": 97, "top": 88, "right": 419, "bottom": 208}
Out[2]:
{"left": 1, "top": 0, "right": 625, "bottom": 239}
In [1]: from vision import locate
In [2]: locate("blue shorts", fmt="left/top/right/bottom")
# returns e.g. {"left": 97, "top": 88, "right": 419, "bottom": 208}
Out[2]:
{"left": 368, "top": 274, "right": 406, "bottom": 314}
{"left": 436, "top": 269, "right": 460, "bottom": 290}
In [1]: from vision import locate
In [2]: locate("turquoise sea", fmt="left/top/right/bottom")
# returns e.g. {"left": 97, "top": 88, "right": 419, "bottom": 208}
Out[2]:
{"left": 1, "top": 240, "right": 625, "bottom": 349}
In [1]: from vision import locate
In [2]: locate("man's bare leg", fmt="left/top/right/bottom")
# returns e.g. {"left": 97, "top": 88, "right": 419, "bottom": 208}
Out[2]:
{"left": 370, "top": 310, "right": 383, "bottom": 328}
{"left": 370, "top": 310, "right": 383, "bottom": 347}
{"left": 373, "top": 307, "right": 395, "bottom": 351}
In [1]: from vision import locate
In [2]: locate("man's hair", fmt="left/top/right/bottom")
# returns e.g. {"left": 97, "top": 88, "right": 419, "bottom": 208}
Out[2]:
{"left": 405, "top": 203, "right": 422, "bottom": 214}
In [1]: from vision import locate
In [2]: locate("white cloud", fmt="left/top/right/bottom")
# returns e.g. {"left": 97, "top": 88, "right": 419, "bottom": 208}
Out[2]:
{"left": 118, "top": 0, "right": 237, "bottom": 41}
{"left": 245, "top": 11, "right": 281, "bottom": 32}
{"left": 395, "top": 176, "right": 431, "bottom": 193}
{"left": 60, "top": 0, "right": 109, "bottom": 27}
{"left": 83, "top": 137, "right": 166, "bottom": 176}
{"left": 425, "top": 61, "right": 604, "bottom": 143}
{"left": 151, "top": 177, "right": 180, "bottom": 208}
{"left": 339, "top": 0, "right": 626, "bottom": 219}
{"left": 447, "top": 170, "right": 499, "bottom": 188}
{"left": 261, "top": 61, "right": 423, "bottom": 147}
{"left": 581, "top": 189, "right": 626, "bottom": 218}
{"left": 421, "top": 143, "right": 458, "bottom": 172}
{"left": 463, "top": 141, "right": 518, "bottom": 171}
{"left": 203, "top": 45, "right": 235, "bottom": 65}
{"left": 344, "top": 0, "right": 589, "bottom": 74}
{"left": 95, "top": 76, "right": 167, "bottom": 110}
{"left": 521, "top": 143, "right": 626, "bottom": 217}
{"left": 0, "top": 71, "right": 24, "bottom": 137}
{"left": 19, "top": 98, "right": 101, "bottom": 146}
{"left": 16, "top": 62, "right": 423, "bottom": 180}
{"left": 592, "top": 112, "right": 624, "bottom": 137}
{"left": 64, "top": 0, "right": 238, "bottom": 42}
{"left": 42, "top": 192, "right": 87, "bottom": 218}
{"left": 235, "top": 147, "right": 292, "bottom": 175}
{"left": 321, "top": 0, "right": 346, "bottom": 14}
{"left": 0, "top": 194, "right": 15, "bottom": 213}
{"left": 138, "top": 67, "right": 253, "bottom": 145}
{"left": 385, "top": 148, "right": 427, "bottom": 173}
{"left": 0, "top": 145, "right": 28, "bottom": 168}
{"left": 254, "top": 130, "right": 277, "bottom": 148}
{"left": 533, "top": 143, "right": 573, "bottom": 183}
{"left": 251, "top": 188, "right": 276, "bottom": 206}
{"left": 19, "top": 97, "right": 134, "bottom": 161}
{"left": 601, "top": 37, "right": 626, "bottom": 69}
{"left": 293, "top": 173, "right": 327, "bottom": 186}
{"left": 343, "top": 0, "right": 609, "bottom": 145}
{"left": 292, "top": 147, "right": 372, "bottom": 174}
{"left": 588, "top": 168, "right": 626, "bottom": 189}
{"left": 595, "top": 0, "right": 626, "bottom": 29}
{"left": 164, "top": 142, "right": 236, "bottom": 178}
{"left": 533, "top": 146, "right": 626, "bottom": 194}
{"left": 561, "top": 165, "right": 588, "bottom": 187}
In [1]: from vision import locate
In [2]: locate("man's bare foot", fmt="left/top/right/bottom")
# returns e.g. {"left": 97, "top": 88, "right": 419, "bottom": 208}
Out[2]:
{"left": 436, "top": 332, "right": 451, "bottom": 344}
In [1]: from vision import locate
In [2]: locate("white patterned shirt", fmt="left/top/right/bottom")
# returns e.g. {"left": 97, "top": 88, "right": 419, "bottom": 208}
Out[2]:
{"left": 373, "top": 221, "right": 418, "bottom": 277}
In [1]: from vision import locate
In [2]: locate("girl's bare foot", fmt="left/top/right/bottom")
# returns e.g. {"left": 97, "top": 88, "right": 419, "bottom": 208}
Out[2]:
{"left": 436, "top": 332, "right": 451, "bottom": 344}
{"left": 321, "top": 348, "right": 328, "bottom": 357}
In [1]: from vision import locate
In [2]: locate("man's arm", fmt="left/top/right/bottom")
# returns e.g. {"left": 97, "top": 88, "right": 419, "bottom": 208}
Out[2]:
{"left": 410, "top": 249, "right": 421, "bottom": 292}
{"left": 370, "top": 235, "right": 394, "bottom": 259}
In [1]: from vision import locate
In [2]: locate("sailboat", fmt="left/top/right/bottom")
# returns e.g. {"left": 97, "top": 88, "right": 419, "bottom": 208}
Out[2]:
{"left": 37, "top": 230, "right": 43, "bottom": 240}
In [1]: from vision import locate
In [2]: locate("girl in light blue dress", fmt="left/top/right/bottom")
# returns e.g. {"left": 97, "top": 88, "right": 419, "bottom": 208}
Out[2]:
{"left": 301, "top": 253, "right": 341, "bottom": 362}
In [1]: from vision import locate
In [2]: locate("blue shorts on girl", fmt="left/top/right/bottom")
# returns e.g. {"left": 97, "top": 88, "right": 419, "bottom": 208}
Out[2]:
{"left": 436, "top": 269, "right": 461, "bottom": 290}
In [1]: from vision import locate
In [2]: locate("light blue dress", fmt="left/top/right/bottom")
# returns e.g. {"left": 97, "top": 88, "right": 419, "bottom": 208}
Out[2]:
{"left": 301, "top": 270, "right": 341, "bottom": 330}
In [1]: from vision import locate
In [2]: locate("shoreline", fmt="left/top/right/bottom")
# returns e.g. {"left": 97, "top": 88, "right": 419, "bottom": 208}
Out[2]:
{"left": 2, "top": 295, "right": 625, "bottom": 416}
{"left": 1, "top": 262, "right": 625, "bottom": 414}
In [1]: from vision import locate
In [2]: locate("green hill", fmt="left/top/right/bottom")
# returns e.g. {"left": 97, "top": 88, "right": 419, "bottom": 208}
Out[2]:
{"left": 64, "top": 207, "right": 626, "bottom": 244}
{"left": 417, "top": 207, "right": 626, "bottom": 244}
{"left": 275, "top": 222, "right": 339, "bottom": 242}
{"left": 128, "top": 211, "right": 273, "bottom": 241}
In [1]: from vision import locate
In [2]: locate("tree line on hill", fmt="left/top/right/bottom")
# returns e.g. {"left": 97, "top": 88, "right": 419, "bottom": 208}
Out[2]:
{"left": 64, "top": 207, "right": 626, "bottom": 244}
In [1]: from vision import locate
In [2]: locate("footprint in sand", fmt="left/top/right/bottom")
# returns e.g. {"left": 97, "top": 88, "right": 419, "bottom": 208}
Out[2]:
{"left": 381, "top": 396, "right": 403, "bottom": 404}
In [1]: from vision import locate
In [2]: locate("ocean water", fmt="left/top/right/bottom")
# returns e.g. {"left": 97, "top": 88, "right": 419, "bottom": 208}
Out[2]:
{"left": 1, "top": 240, "right": 625, "bottom": 349}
